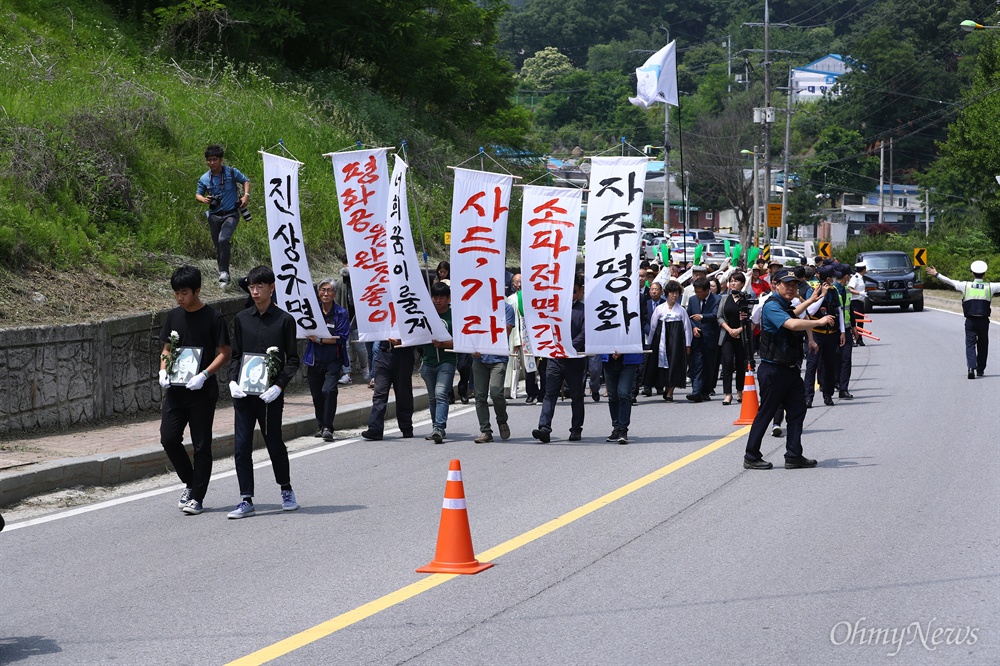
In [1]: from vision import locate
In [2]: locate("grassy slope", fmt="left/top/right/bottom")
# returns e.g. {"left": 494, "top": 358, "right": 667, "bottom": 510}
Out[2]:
{"left": 0, "top": 0, "right": 465, "bottom": 293}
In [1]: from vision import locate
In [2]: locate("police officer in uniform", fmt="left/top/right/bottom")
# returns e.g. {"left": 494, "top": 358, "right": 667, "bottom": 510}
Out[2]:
{"left": 804, "top": 265, "right": 844, "bottom": 407}
{"left": 744, "top": 268, "right": 835, "bottom": 470}
{"left": 927, "top": 261, "right": 1000, "bottom": 378}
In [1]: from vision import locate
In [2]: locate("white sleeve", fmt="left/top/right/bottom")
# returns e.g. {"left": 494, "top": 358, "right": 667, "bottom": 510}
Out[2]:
{"left": 682, "top": 308, "right": 693, "bottom": 346}
{"left": 806, "top": 298, "right": 823, "bottom": 316}
{"left": 992, "top": 282, "right": 1000, "bottom": 296}
{"left": 934, "top": 273, "right": 964, "bottom": 292}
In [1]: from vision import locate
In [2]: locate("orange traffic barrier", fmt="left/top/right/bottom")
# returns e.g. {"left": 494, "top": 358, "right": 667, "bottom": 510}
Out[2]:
{"left": 856, "top": 326, "right": 880, "bottom": 341}
{"left": 416, "top": 459, "right": 494, "bottom": 575}
{"left": 734, "top": 364, "right": 759, "bottom": 426}
{"left": 854, "top": 315, "right": 872, "bottom": 324}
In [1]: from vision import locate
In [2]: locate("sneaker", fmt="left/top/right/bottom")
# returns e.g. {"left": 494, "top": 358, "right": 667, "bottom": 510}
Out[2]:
{"left": 368, "top": 378, "right": 375, "bottom": 389}
{"left": 361, "top": 429, "right": 382, "bottom": 441}
{"left": 431, "top": 429, "right": 443, "bottom": 444}
{"left": 219, "top": 271, "right": 230, "bottom": 284}
{"left": 771, "top": 425, "right": 783, "bottom": 437}
{"left": 474, "top": 432, "right": 493, "bottom": 443}
{"left": 784, "top": 456, "right": 818, "bottom": 469}
{"left": 313, "top": 429, "right": 324, "bottom": 438}
{"left": 281, "top": 489, "right": 299, "bottom": 511}
{"left": 532, "top": 428, "right": 550, "bottom": 443}
{"left": 181, "top": 499, "right": 203, "bottom": 515}
{"left": 618, "top": 431, "right": 629, "bottom": 445}
{"left": 499, "top": 423, "right": 511, "bottom": 440}
{"left": 321, "top": 428, "right": 334, "bottom": 442}
{"left": 424, "top": 433, "right": 436, "bottom": 441}
{"left": 568, "top": 430, "right": 582, "bottom": 442}
{"left": 338, "top": 373, "right": 351, "bottom": 385}
{"left": 977, "top": 369, "right": 984, "bottom": 377}
{"left": 605, "top": 429, "right": 620, "bottom": 443}
{"left": 178, "top": 488, "right": 193, "bottom": 509}
{"left": 743, "top": 458, "right": 773, "bottom": 470}
{"left": 227, "top": 500, "right": 255, "bottom": 519}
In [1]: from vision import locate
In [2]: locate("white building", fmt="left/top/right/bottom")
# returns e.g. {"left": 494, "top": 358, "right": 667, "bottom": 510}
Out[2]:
{"left": 792, "top": 54, "right": 850, "bottom": 103}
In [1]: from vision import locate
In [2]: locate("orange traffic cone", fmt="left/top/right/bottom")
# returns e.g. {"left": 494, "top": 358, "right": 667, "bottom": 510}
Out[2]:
{"left": 734, "top": 364, "right": 759, "bottom": 426}
{"left": 416, "top": 459, "right": 494, "bottom": 575}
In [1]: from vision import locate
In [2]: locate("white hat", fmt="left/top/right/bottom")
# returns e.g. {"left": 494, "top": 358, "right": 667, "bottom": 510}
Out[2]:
{"left": 971, "top": 260, "right": 988, "bottom": 274}
{"left": 855, "top": 261, "right": 867, "bottom": 269}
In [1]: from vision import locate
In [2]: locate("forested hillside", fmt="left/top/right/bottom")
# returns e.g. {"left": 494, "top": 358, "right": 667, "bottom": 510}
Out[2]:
{"left": 1, "top": 0, "right": 999, "bottom": 324}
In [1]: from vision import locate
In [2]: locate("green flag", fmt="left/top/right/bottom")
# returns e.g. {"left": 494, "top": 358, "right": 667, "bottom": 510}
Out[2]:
{"left": 724, "top": 239, "right": 731, "bottom": 256}
{"left": 747, "top": 246, "right": 760, "bottom": 266}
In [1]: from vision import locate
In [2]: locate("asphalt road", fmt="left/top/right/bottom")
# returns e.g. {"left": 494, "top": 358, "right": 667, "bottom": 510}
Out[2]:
{"left": 2, "top": 305, "right": 998, "bottom": 665}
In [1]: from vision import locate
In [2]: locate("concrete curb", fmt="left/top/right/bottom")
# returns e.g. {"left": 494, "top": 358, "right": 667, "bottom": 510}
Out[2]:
{"left": 0, "top": 391, "right": 428, "bottom": 508}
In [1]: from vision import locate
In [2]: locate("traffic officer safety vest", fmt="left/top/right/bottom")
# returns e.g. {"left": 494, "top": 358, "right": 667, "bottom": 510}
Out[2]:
{"left": 837, "top": 283, "right": 852, "bottom": 327}
{"left": 963, "top": 281, "right": 992, "bottom": 318}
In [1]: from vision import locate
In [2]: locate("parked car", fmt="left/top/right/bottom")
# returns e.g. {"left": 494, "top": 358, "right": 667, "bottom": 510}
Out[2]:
{"left": 669, "top": 229, "right": 716, "bottom": 244}
{"left": 641, "top": 230, "right": 664, "bottom": 260}
{"left": 856, "top": 250, "right": 924, "bottom": 312}
{"left": 644, "top": 236, "right": 670, "bottom": 261}
{"left": 701, "top": 241, "right": 729, "bottom": 265}
{"left": 767, "top": 245, "right": 806, "bottom": 265}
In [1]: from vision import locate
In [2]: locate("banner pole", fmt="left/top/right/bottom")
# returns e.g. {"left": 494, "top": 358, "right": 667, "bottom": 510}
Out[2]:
{"left": 402, "top": 140, "right": 431, "bottom": 286}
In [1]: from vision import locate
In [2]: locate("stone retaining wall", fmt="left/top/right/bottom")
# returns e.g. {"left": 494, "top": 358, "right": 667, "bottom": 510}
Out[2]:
{"left": 0, "top": 297, "right": 306, "bottom": 437}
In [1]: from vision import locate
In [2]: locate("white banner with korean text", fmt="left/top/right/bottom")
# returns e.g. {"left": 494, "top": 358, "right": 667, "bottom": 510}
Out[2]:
{"left": 387, "top": 155, "right": 451, "bottom": 346}
{"left": 328, "top": 148, "right": 397, "bottom": 341}
{"left": 261, "top": 151, "right": 331, "bottom": 339}
{"left": 520, "top": 185, "right": 583, "bottom": 359}
{"left": 449, "top": 168, "right": 513, "bottom": 355}
{"left": 584, "top": 156, "right": 647, "bottom": 353}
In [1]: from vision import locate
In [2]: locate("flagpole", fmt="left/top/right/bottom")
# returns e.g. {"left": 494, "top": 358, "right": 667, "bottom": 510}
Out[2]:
{"left": 664, "top": 103, "right": 671, "bottom": 236}
{"left": 677, "top": 93, "right": 687, "bottom": 266}
{"left": 401, "top": 140, "right": 431, "bottom": 285}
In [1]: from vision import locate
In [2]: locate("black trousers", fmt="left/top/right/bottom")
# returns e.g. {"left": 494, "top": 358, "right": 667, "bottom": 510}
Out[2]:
{"left": 966, "top": 316, "right": 990, "bottom": 371}
{"left": 720, "top": 336, "right": 747, "bottom": 395}
{"left": 805, "top": 332, "right": 840, "bottom": 401}
{"left": 368, "top": 345, "right": 414, "bottom": 436}
{"left": 538, "top": 357, "right": 586, "bottom": 433}
{"left": 233, "top": 395, "right": 289, "bottom": 498}
{"left": 160, "top": 389, "right": 217, "bottom": 502}
{"left": 307, "top": 358, "right": 343, "bottom": 431}
{"left": 745, "top": 362, "right": 806, "bottom": 461}
{"left": 838, "top": 328, "right": 853, "bottom": 391}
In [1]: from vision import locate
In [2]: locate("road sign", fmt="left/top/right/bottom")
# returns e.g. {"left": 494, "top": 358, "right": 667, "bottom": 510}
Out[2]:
{"left": 766, "top": 203, "right": 782, "bottom": 228}
{"left": 761, "top": 245, "right": 771, "bottom": 262}
{"left": 913, "top": 247, "right": 927, "bottom": 266}
{"left": 444, "top": 232, "right": 451, "bottom": 245}
{"left": 818, "top": 241, "right": 832, "bottom": 259}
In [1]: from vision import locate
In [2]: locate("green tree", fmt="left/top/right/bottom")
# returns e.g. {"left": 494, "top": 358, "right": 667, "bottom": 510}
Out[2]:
{"left": 800, "top": 127, "right": 879, "bottom": 198}
{"left": 520, "top": 47, "right": 575, "bottom": 90}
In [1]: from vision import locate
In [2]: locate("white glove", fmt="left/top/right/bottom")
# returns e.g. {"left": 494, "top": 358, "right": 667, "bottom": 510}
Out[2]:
{"left": 158, "top": 369, "right": 171, "bottom": 389}
{"left": 229, "top": 380, "right": 247, "bottom": 399}
{"left": 185, "top": 371, "right": 208, "bottom": 391}
{"left": 260, "top": 385, "right": 282, "bottom": 404}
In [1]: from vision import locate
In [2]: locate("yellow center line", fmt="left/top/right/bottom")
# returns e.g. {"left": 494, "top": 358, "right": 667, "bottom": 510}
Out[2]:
{"left": 227, "top": 426, "right": 750, "bottom": 666}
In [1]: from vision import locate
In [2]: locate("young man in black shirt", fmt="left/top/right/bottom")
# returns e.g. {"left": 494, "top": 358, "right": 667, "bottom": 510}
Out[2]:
{"left": 158, "top": 266, "right": 231, "bottom": 515}
{"left": 227, "top": 265, "right": 301, "bottom": 518}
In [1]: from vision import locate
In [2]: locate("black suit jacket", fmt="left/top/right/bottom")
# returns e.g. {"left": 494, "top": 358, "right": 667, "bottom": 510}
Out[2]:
{"left": 687, "top": 292, "right": 720, "bottom": 346}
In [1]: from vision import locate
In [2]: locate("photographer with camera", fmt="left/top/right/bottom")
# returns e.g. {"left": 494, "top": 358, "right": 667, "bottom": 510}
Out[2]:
{"left": 196, "top": 145, "right": 250, "bottom": 285}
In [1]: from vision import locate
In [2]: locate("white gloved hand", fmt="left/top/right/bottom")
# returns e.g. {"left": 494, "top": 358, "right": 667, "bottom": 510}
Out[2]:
{"left": 260, "top": 385, "right": 282, "bottom": 404}
{"left": 158, "top": 369, "right": 171, "bottom": 389}
{"left": 185, "top": 371, "right": 208, "bottom": 391}
{"left": 229, "top": 380, "right": 247, "bottom": 399}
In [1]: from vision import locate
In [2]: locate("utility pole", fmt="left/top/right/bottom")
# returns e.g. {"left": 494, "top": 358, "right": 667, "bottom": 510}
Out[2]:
{"left": 878, "top": 141, "right": 885, "bottom": 225}
{"left": 727, "top": 35, "right": 732, "bottom": 93}
{"left": 762, "top": 0, "right": 772, "bottom": 243}
{"left": 751, "top": 146, "right": 760, "bottom": 248}
{"left": 925, "top": 188, "right": 930, "bottom": 236}
{"left": 888, "top": 137, "right": 894, "bottom": 207}
{"left": 779, "top": 66, "right": 793, "bottom": 244}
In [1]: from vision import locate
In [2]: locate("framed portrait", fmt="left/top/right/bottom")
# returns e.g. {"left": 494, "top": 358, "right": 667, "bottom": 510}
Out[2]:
{"left": 169, "top": 347, "right": 204, "bottom": 386}
{"left": 238, "top": 353, "right": 270, "bottom": 396}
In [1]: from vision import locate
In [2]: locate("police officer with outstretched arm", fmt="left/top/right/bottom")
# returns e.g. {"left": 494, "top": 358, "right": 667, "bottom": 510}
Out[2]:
{"left": 927, "top": 261, "right": 1000, "bottom": 379}
{"left": 744, "top": 268, "right": 835, "bottom": 470}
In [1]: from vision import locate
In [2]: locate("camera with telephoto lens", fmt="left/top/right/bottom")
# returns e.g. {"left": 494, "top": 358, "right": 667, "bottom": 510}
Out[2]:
{"left": 239, "top": 204, "right": 252, "bottom": 221}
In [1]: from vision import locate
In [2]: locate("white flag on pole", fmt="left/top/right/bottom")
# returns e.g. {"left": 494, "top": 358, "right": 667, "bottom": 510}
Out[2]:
{"left": 328, "top": 148, "right": 397, "bottom": 341}
{"left": 449, "top": 168, "right": 513, "bottom": 355}
{"left": 261, "top": 151, "right": 331, "bottom": 339}
{"left": 629, "top": 40, "right": 678, "bottom": 109}
{"left": 520, "top": 186, "right": 583, "bottom": 359}
{"left": 584, "top": 156, "right": 647, "bottom": 354}
{"left": 387, "top": 155, "right": 451, "bottom": 347}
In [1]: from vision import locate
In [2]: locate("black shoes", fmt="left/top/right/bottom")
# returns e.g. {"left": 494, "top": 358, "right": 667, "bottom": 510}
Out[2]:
{"left": 686, "top": 394, "right": 703, "bottom": 403}
{"left": 823, "top": 396, "right": 835, "bottom": 406}
{"left": 743, "top": 458, "right": 773, "bottom": 470}
{"left": 532, "top": 428, "right": 550, "bottom": 443}
{"left": 321, "top": 428, "right": 334, "bottom": 442}
{"left": 605, "top": 429, "right": 620, "bottom": 443}
{"left": 591, "top": 391, "right": 600, "bottom": 402}
{"left": 360, "top": 429, "right": 382, "bottom": 441}
{"left": 701, "top": 394, "right": 712, "bottom": 402}
{"left": 568, "top": 430, "right": 582, "bottom": 441}
{"left": 618, "top": 430, "right": 628, "bottom": 445}
{"left": 401, "top": 430, "right": 414, "bottom": 438}
{"left": 839, "top": 391, "right": 854, "bottom": 400}
{"left": 642, "top": 389, "right": 652, "bottom": 397}
{"left": 977, "top": 369, "right": 985, "bottom": 377}
{"left": 525, "top": 396, "right": 537, "bottom": 404}
{"left": 784, "top": 456, "right": 818, "bottom": 469}
{"left": 805, "top": 398, "right": 813, "bottom": 409}
{"left": 969, "top": 368, "right": 976, "bottom": 380}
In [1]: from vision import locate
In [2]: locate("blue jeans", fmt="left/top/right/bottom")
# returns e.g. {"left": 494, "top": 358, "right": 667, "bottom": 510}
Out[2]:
{"left": 420, "top": 361, "right": 455, "bottom": 433}
{"left": 603, "top": 357, "right": 638, "bottom": 431}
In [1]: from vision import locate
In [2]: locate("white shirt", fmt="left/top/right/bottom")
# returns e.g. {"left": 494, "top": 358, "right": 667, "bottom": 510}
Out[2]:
{"left": 847, "top": 273, "right": 867, "bottom": 302}
{"left": 647, "top": 300, "right": 693, "bottom": 367}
